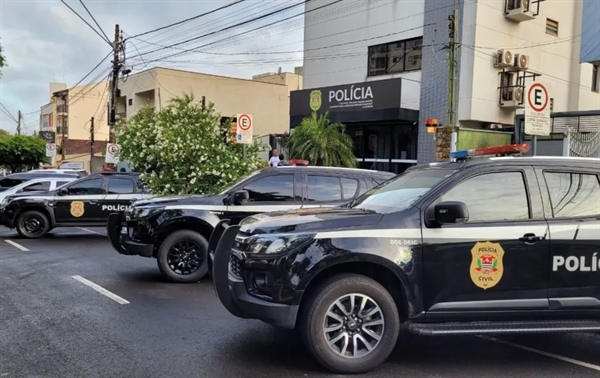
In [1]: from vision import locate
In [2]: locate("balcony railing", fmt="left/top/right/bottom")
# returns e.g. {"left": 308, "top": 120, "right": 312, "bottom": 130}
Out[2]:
{"left": 56, "top": 104, "right": 68, "bottom": 113}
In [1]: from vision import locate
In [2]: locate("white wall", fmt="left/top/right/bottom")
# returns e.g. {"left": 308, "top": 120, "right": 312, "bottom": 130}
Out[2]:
{"left": 303, "top": 0, "right": 424, "bottom": 110}
{"left": 458, "top": 0, "right": 600, "bottom": 126}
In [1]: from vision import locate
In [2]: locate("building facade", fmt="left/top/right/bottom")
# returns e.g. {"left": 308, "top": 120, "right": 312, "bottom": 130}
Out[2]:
{"left": 298, "top": 0, "right": 600, "bottom": 166}
{"left": 116, "top": 67, "right": 302, "bottom": 138}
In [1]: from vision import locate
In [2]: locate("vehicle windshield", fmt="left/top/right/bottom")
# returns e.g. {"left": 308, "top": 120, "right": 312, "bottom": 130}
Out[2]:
{"left": 218, "top": 169, "right": 262, "bottom": 195}
{"left": 350, "top": 168, "right": 456, "bottom": 214}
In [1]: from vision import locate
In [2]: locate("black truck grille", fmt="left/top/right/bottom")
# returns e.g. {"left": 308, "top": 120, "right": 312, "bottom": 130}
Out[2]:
{"left": 229, "top": 254, "right": 243, "bottom": 279}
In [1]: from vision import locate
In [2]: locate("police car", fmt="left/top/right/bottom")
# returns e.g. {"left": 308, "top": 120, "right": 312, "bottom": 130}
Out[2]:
{"left": 210, "top": 144, "right": 600, "bottom": 374}
{"left": 106, "top": 165, "right": 395, "bottom": 283}
{"left": 0, "top": 172, "right": 149, "bottom": 238}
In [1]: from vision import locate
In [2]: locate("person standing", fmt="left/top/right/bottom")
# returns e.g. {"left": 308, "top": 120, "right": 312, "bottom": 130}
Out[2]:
{"left": 269, "top": 149, "right": 281, "bottom": 167}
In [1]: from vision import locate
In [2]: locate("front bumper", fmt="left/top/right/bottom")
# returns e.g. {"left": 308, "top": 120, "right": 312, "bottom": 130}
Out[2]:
{"left": 0, "top": 208, "right": 14, "bottom": 228}
{"left": 211, "top": 220, "right": 299, "bottom": 329}
{"left": 106, "top": 212, "right": 154, "bottom": 258}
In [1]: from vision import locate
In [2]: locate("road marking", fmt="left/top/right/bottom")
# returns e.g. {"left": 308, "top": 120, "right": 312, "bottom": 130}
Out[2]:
{"left": 4, "top": 240, "right": 29, "bottom": 252}
{"left": 480, "top": 336, "right": 600, "bottom": 372}
{"left": 72, "top": 275, "right": 130, "bottom": 305}
{"left": 77, "top": 227, "right": 104, "bottom": 235}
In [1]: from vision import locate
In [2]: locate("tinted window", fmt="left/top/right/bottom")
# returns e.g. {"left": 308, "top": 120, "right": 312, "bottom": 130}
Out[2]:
{"left": 0, "top": 178, "right": 26, "bottom": 188}
{"left": 544, "top": 172, "right": 600, "bottom": 218}
{"left": 441, "top": 172, "right": 529, "bottom": 222}
{"left": 56, "top": 181, "right": 71, "bottom": 188}
{"left": 22, "top": 181, "right": 51, "bottom": 192}
{"left": 307, "top": 176, "right": 342, "bottom": 201}
{"left": 65, "top": 178, "right": 106, "bottom": 195}
{"left": 242, "top": 175, "right": 295, "bottom": 202}
{"left": 341, "top": 178, "right": 359, "bottom": 199}
{"left": 108, "top": 178, "right": 135, "bottom": 194}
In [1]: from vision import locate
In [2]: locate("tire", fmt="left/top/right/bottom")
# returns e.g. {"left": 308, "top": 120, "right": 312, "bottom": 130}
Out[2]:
{"left": 156, "top": 230, "right": 209, "bottom": 283}
{"left": 16, "top": 210, "right": 51, "bottom": 239}
{"left": 299, "top": 273, "right": 400, "bottom": 374}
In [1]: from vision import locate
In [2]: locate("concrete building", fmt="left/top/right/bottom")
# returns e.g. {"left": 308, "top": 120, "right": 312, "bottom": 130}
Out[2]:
{"left": 295, "top": 0, "right": 600, "bottom": 169}
{"left": 116, "top": 67, "right": 302, "bottom": 138}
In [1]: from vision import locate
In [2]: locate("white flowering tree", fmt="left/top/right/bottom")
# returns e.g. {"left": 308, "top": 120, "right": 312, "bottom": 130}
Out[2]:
{"left": 116, "top": 94, "right": 267, "bottom": 195}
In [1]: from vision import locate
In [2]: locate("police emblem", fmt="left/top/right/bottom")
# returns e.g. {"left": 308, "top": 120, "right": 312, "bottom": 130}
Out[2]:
{"left": 398, "top": 248, "right": 413, "bottom": 264}
{"left": 469, "top": 241, "right": 505, "bottom": 290}
{"left": 309, "top": 89, "right": 322, "bottom": 111}
{"left": 70, "top": 201, "right": 85, "bottom": 218}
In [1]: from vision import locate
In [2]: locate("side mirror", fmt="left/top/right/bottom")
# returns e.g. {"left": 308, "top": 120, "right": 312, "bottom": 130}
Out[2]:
{"left": 232, "top": 190, "right": 249, "bottom": 205}
{"left": 57, "top": 187, "right": 68, "bottom": 196}
{"left": 434, "top": 201, "right": 469, "bottom": 225}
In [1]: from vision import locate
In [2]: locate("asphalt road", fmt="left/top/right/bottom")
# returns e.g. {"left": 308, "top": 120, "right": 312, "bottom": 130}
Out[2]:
{"left": 1, "top": 226, "right": 600, "bottom": 378}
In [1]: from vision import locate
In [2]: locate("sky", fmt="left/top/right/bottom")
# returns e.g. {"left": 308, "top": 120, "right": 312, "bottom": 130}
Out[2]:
{"left": 0, "top": 0, "right": 306, "bottom": 135}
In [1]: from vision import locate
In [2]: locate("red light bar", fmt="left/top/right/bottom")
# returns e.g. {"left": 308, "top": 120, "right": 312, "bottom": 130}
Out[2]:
{"left": 288, "top": 159, "right": 309, "bottom": 166}
{"left": 450, "top": 144, "right": 530, "bottom": 159}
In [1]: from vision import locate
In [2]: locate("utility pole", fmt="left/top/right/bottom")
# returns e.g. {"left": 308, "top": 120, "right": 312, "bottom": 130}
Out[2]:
{"left": 61, "top": 92, "right": 67, "bottom": 161}
{"left": 436, "top": 0, "right": 460, "bottom": 162}
{"left": 108, "top": 24, "right": 122, "bottom": 144}
{"left": 17, "top": 110, "right": 22, "bottom": 135}
{"left": 90, "top": 117, "right": 95, "bottom": 173}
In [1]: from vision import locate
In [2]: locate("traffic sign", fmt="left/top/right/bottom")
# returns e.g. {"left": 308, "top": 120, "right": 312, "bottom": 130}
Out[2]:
{"left": 525, "top": 82, "right": 551, "bottom": 136}
{"left": 236, "top": 113, "right": 253, "bottom": 144}
{"left": 45, "top": 143, "right": 56, "bottom": 158}
{"left": 105, "top": 143, "right": 121, "bottom": 164}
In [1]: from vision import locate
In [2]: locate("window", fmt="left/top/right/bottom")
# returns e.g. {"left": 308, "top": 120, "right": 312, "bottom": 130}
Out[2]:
{"left": 440, "top": 172, "right": 530, "bottom": 222}
{"left": 544, "top": 172, "right": 600, "bottom": 218}
{"left": 367, "top": 37, "right": 423, "bottom": 76}
{"left": 546, "top": 18, "right": 559, "bottom": 36}
{"left": 65, "top": 178, "right": 106, "bottom": 195}
{"left": 307, "top": 176, "right": 342, "bottom": 202}
{"left": 22, "top": 181, "right": 51, "bottom": 192}
{"left": 56, "top": 181, "right": 71, "bottom": 189}
{"left": 108, "top": 178, "right": 135, "bottom": 194}
{"left": 0, "top": 178, "right": 26, "bottom": 188}
{"left": 242, "top": 175, "right": 295, "bottom": 202}
{"left": 592, "top": 65, "right": 599, "bottom": 93}
{"left": 342, "top": 178, "right": 359, "bottom": 199}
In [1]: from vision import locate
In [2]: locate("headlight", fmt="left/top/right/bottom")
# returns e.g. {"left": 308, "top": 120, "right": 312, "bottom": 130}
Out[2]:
{"left": 134, "top": 206, "right": 164, "bottom": 218}
{"left": 245, "top": 233, "right": 315, "bottom": 255}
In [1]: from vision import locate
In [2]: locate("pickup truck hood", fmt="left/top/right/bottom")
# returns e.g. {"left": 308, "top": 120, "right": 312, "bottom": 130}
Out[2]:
{"left": 239, "top": 207, "right": 383, "bottom": 235}
{"left": 133, "top": 194, "right": 222, "bottom": 207}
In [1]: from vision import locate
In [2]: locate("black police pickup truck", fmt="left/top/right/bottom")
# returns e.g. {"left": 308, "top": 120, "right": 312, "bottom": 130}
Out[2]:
{"left": 211, "top": 149, "right": 600, "bottom": 374}
{"left": 107, "top": 165, "right": 395, "bottom": 283}
{"left": 0, "top": 172, "right": 149, "bottom": 238}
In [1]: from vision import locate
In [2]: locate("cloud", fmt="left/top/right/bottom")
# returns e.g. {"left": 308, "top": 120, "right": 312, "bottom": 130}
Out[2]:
{"left": 0, "top": 0, "right": 304, "bottom": 134}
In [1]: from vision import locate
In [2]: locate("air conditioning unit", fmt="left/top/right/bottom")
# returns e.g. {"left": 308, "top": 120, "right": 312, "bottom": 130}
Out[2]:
{"left": 494, "top": 49, "right": 514, "bottom": 68}
{"left": 499, "top": 87, "right": 525, "bottom": 109}
{"left": 505, "top": 0, "right": 536, "bottom": 22}
{"left": 513, "top": 53, "right": 529, "bottom": 70}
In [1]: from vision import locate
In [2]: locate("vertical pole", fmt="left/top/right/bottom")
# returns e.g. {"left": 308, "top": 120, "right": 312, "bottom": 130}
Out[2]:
{"left": 61, "top": 93, "right": 67, "bottom": 161}
{"left": 17, "top": 110, "right": 22, "bottom": 135}
{"left": 532, "top": 135, "right": 537, "bottom": 156}
{"left": 108, "top": 24, "right": 121, "bottom": 145}
{"left": 90, "top": 117, "right": 95, "bottom": 173}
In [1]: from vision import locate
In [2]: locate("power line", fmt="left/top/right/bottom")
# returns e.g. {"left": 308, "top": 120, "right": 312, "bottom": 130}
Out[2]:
{"left": 0, "top": 103, "right": 17, "bottom": 123}
{"left": 79, "top": 0, "right": 111, "bottom": 44}
{"left": 128, "top": 0, "right": 311, "bottom": 60}
{"left": 72, "top": 51, "right": 113, "bottom": 89}
{"left": 59, "top": 0, "right": 112, "bottom": 47}
{"left": 127, "top": 0, "right": 249, "bottom": 40}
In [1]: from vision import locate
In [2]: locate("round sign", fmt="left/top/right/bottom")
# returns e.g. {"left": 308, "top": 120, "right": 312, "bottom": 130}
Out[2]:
{"left": 108, "top": 144, "right": 120, "bottom": 155}
{"left": 237, "top": 114, "right": 252, "bottom": 131}
{"left": 46, "top": 144, "right": 56, "bottom": 151}
{"left": 527, "top": 82, "right": 548, "bottom": 112}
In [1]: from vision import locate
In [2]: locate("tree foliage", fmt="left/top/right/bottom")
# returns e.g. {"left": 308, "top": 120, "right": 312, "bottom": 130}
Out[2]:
{"left": 287, "top": 111, "right": 356, "bottom": 167}
{"left": 116, "top": 94, "right": 268, "bottom": 196}
{"left": 0, "top": 134, "right": 46, "bottom": 171}
{"left": 0, "top": 41, "right": 6, "bottom": 77}
{"left": 0, "top": 129, "right": 9, "bottom": 139}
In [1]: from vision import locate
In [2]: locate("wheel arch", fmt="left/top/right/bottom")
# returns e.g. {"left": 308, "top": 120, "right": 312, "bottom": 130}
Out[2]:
{"left": 298, "top": 260, "right": 415, "bottom": 325}
{"left": 16, "top": 206, "right": 55, "bottom": 228}
{"left": 152, "top": 217, "right": 214, "bottom": 258}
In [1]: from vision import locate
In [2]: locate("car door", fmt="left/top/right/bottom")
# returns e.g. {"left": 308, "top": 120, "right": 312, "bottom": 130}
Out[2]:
{"left": 225, "top": 172, "right": 304, "bottom": 224}
{"left": 100, "top": 177, "right": 140, "bottom": 220}
{"left": 421, "top": 166, "right": 551, "bottom": 319}
{"left": 53, "top": 177, "right": 107, "bottom": 224}
{"left": 536, "top": 168, "right": 600, "bottom": 311}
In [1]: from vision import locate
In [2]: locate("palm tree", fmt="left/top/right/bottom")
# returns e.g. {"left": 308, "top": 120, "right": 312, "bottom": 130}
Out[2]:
{"left": 287, "top": 111, "right": 356, "bottom": 167}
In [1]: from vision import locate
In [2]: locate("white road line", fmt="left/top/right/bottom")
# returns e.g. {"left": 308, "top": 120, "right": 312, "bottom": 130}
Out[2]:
{"left": 4, "top": 240, "right": 29, "bottom": 252}
{"left": 480, "top": 335, "right": 600, "bottom": 372}
{"left": 72, "top": 275, "right": 130, "bottom": 305}
{"left": 77, "top": 227, "right": 104, "bottom": 235}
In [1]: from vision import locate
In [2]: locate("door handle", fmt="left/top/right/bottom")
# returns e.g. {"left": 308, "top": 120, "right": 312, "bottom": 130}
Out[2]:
{"left": 89, "top": 201, "right": 99, "bottom": 205}
{"left": 519, "top": 233, "right": 541, "bottom": 243}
